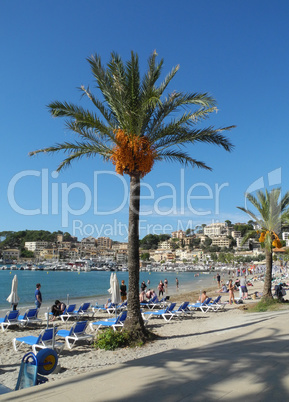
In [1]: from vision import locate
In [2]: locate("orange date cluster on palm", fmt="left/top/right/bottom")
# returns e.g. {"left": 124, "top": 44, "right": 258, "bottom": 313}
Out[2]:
{"left": 110, "top": 129, "right": 157, "bottom": 178}
{"left": 258, "top": 230, "right": 282, "bottom": 248}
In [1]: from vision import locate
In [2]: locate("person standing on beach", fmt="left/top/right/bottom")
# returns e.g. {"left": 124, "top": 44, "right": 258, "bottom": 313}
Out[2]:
{"left": 141, "top": 281, "right": 147, "bottom": 292}
{"left": 158, "top": 280, "right": 165, "bottom": 297}
{"left": 176, "top": 277, "right": 179, "bottom": 290}
{"left": 120, "top": 280, "right": 127, "bottom": 302}
{"left": 228, "top": 279, "right": 235, "bottom": 305}
{"left": 240, "top": 276, "right": 248, "bottom": 299}
{"left": 35, "top": 283, "right": 42, "bottom": 309}
{"left": 164, "top": 278, "right": 168, "bottom": 292}
{"left": 217, "top": 273, "right": 221, "bottom": 288}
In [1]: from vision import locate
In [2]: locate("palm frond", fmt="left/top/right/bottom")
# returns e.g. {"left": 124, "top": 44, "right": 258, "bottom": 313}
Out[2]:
{"left": 29, "top": 141, "right": 112, "bottom": 171}
{"left": 240, "top": 230, "right": 258, "bottom": 245}
{"left": 237, "top": 206, "right": 263, "bottom": 227}
{"left": 156, "top": 149, "right": 212, "bottom": 170}
{"left": 147, "top": 92, "right": 218, "bottom": 138}
{"left": 31, "top": 51, "right": 235, "bottom": 176}
{"left": 151, "top": 125, "right": 234, "bottom": 153}
{"left": 79, "top": 85, "right": 117, "bottom": 128}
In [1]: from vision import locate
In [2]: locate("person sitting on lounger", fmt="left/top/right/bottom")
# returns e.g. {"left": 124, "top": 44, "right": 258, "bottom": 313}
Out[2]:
{"left": 198, "top": 291, "right": 208, "bottom": 303}
{"left": 146, "top": 289, "right": 153, "bottom": 299}
{"left": 105, "top": 298, "right": 112, "bottom": 309}
{"left": 218, "top": 283, "right": 228, "bottom": 293}
{"left": 51, "top": 300, "right": 66, "bottom": 320}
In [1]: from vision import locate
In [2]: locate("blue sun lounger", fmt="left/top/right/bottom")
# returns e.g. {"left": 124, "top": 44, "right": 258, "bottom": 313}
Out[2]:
{"left": 170, "top": 302, "right": 192, "bottom": 318}
{"left": 59, "top": 304, "right": 77, "bottom": 321}
{"left": 206, "top": 296, "right": 226, "bottom": 311}
{"left": 18, "top": 308, "right": 42, "bottom": 327}
{"left": 89, "top": 310, "right": 127, "bottom": 332}
{"left": 0, "top": 310, "right": 20, "bottom": 331}
{"left": 13, "top": 327, "right": 64, "bottom": 354}
{"left": 141, "top": 303, "right": 176, "bottom": 321}
{"left": 57, "top": 321, "right": 93, "bottom": 349}
{"left": 188, "top": 298, "right": 212, "bottom": 313}
{"left": 77, "top": 302, "right": 91, "bottom": 316}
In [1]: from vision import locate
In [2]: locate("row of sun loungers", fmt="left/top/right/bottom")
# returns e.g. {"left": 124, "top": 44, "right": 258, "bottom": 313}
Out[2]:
{"left": 141, "top": 296, "right": 226, "bottom": 321}
{"left": 1, "top": 296, "right": 226, "bottom": 333}
{"left": 0, "top": 302, "right": 94, "bottom": 332}
{"left": 13, "top": 321, "right": 94, "bottom": 353}
{"left": 12, "top": 312, "right": 130, "bottom": 355}
{"left": 45, "top": 302, "right": 93, "bottom": 322}
{"left": 2, "top": 297, "right": 227, "bottom": 360}
{"left": 0, "top": 309, "right": 42, "bottom": 331}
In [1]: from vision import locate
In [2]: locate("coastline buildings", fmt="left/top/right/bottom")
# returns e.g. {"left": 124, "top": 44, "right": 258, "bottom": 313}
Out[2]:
{"left": 1, "top": 220, "right": 281, "bottom": 264}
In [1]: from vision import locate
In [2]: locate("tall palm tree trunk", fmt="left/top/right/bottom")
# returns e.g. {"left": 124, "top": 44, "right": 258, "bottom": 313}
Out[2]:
{"left": 263, "top": 248, "right": 273, "bottom": 299}
{"left": 124, "top": 175, "right": 147, "bottom": 337}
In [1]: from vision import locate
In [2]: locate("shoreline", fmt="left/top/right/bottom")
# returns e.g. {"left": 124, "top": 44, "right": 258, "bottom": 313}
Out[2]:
{"left": 0, "top": 271, "right": 218, "bottom": 312}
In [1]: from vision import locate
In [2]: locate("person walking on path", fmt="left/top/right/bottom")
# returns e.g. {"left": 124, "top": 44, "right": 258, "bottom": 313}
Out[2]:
{"left": 35, "top": 283, "right": 42, "bottom": 309}
{"left": 120, "top": 280, "right": 127, "bottom": 302}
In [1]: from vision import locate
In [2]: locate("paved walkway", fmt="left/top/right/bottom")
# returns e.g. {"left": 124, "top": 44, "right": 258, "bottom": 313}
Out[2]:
{"left": 1, "top": 309, "right": 289, "bottom": 401}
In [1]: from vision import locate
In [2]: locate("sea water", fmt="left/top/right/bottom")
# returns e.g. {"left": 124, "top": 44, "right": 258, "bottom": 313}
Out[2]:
{"left": 0, "top": 269, "right": 217, "bottom": 312}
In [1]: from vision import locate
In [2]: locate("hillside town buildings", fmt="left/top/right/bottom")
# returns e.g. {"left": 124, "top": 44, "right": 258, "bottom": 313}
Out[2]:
{"left": 2, "top": 220, "right": 286, "bottom": 264}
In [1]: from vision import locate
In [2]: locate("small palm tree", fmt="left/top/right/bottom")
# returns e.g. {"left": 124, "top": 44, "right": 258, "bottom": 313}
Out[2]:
{"left": 30, "top": 51, "right": 235, "bottom": 340}
{"left": 237, "top": 188, "right": 289, "bottom": 298}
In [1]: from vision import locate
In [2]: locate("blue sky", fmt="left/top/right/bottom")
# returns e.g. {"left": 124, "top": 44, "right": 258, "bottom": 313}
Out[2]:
{"left": 1, "top": 0, "right": 289, "bottom": 241}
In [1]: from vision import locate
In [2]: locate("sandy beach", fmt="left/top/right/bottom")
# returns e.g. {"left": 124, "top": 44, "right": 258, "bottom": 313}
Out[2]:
{"left": 1, "top": 277, "right": 289, "bottom": 400}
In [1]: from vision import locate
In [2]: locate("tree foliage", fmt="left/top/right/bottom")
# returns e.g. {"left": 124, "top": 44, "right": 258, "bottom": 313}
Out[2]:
{"left": 139, "top": 234, "right": 170, "bottom": 250}
{"left": 29, "top": 51, "right": 235, "bottom": 340}
{"left": 237, "top": 188, "right": 289, "bottom": 298}
{"left": 0, "top": 230, "right": 64, "bottom": 250}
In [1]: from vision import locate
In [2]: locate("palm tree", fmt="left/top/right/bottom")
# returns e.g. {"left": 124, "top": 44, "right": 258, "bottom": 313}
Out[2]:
{"left": 237, "top": 189, "right": 289, "bottom": 298}
{"left": 30, "top": 51, "right": 235, "bottom": 340}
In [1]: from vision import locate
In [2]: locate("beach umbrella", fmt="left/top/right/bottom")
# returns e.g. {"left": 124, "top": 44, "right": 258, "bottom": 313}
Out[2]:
{"left": 108, "top": 273, "right": 121, "bottom": 317}
{"left": 6, "top": 274, "right": 19, "bottom": 308}
{"left": 107, "top": 272, "right": 114, "bottom": 298}
{"left": 111, "top": 273, "right": 121, "bottom": 305}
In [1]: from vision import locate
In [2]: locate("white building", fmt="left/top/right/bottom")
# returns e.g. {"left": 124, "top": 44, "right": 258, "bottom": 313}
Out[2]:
{"left": 160, "top": 240, "right": 171, "bottom": 250}
{"left": 211, "top": 236, "right": 231, "bottom": 248}
{"left": 81, "top": 237, "right": 96, "bottom": 246}
{"left": 116, "top": 250, "right": 128, "bottom": 263}
{"left": 231, "top": 231, "right": 241, "bottom": 239}
{"left": 25, "top": 241, "right": 48, "bottom": 252}
{"left": 171, "top": 230, "right": 186, "bottom": 239}
{"left": 3, "top": 249, "right": 20, "bottom": 261}
{"left": 236, "top": 237, "right": 250, "bottom": 249}
{"left": 204, "top": 223, "right": 228, "bottom": 237}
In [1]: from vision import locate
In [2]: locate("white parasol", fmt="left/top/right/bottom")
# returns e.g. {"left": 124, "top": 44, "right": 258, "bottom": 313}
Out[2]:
{"left": 108, "top": 273, "right": 121, "bottom": 316}
{"left": 7, "top": 274, "right": 19, "bottom": 306}
{"left": 108, "top": 273, "right": 121, "bottom": 305}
